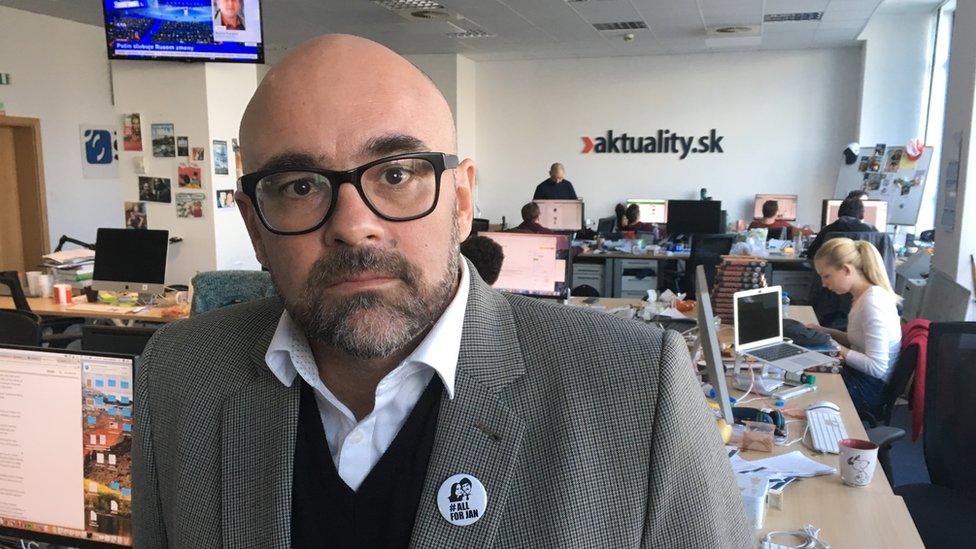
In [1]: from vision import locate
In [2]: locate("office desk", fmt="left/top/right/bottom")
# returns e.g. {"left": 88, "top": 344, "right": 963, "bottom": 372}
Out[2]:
{"left": 0, "top": 296, "right": 188, "bottom": 323}
{"left": 563, "top": 299, "right": 924, "bottom": 546}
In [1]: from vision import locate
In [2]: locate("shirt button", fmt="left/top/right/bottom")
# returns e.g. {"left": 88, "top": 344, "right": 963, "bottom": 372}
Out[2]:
{"left": 349, "top": 430, "right": 364, "bottom": 444}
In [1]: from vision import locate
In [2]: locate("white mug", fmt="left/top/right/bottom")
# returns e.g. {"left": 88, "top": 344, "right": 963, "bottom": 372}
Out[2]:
{"left": 839, "top": 438, "right": 879, "bottom": 487}
{"left": 26, "top": 271, "right": 42, "bottom": 297}
{"left": 37, "top": 274, "right": 54, "bottom": 298}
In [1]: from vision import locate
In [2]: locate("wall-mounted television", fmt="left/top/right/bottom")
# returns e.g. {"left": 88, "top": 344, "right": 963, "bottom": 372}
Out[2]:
{"left": 102, "top": 0, "right": 264, "bottom": 63}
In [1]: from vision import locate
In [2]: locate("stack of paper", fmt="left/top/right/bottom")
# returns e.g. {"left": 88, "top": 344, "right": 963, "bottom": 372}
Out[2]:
{"left": 43, "top": 249, "right": 95, "bottom": 267}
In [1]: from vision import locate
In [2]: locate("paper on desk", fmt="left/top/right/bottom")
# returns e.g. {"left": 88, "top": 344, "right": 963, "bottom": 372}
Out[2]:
{"left": 728, "top": 447, "right": 836, "bottom": 478}
{"left": 43, "top": 249, "right": 95, "bottom": 265}
{"left": 655, "top": 307, "right": 688, "bottom": 320}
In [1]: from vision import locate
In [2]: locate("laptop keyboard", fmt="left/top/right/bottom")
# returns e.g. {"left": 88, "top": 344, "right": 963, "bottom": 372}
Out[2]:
{"left": 749, "top": 343, "right": 807, "bottom": 362}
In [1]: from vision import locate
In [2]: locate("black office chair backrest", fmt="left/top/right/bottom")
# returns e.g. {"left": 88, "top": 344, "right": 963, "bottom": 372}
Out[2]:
{"left": 81, "top": 325, "right": 159, "bottom": 356}
{"left": 0, "top": 271, "right": 31, "bottom": 312}
{"left": 684, "top": 234, "right": 734, "bottom": 299}
{"left": 923, "top": 321, "right": 976, "bottom": 492}
{"left": 808, "top": 231, "right": 896, "bottom": 330}
{"left": 0, "top": 309, "right": 42, "bottom": 346}
{"left": 877, "top": 343, "right": 920, "bottom": 425}
{"left": 570, "top": 284, "right": 600, "bottom": 298}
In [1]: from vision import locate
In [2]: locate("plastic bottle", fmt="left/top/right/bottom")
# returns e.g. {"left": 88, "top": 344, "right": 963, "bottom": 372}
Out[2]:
{"left": 782, "top": 291, "right": 791, "bottom": 318}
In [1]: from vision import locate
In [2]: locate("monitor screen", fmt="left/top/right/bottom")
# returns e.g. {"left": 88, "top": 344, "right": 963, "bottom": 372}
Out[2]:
{"left": 665, "top": 200, "right": 723, "bottom": 237}
{"left": 93, "top": 229, "right": 169, "bottom": 292}
{"left": 102, "top": 0, "right": 264, "bottom": 63}
{"left": 480, "top": 232, "right": 567, "bottom": 297}
{"left": 754, "top": 194, "right": 798, "bottom": 221}
{"left": 626, "top": 199, "right": 668, "bottom": 224}
{"left": 821, "top": 199, "right": 888, "bottom": 230}
{"left": 0, "top": 346, "right": 135, "bottom": 547}
{"left": 735, "top": 290, "right": 781, "bottom": 347}
{"left": 533, "top": 200, "right": 583, "bottom": 231}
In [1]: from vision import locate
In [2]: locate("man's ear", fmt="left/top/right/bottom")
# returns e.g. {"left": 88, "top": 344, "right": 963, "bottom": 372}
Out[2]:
{"left": 236, "top": 191, "right": 269, "bottom": 267}
{"left": 454, "top": 158, "right": 477, "bottom": 237}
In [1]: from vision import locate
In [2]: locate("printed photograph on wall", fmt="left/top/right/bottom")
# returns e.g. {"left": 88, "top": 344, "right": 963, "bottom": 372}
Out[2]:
{"left": 213, "top": 140, "right": 229, "bottom": 175}
{"left": 216, "top": 189, "right": 237, "bottom": 209}
{"left": 177, "top": 135, "right": 189, "bottom": 157}
{"left": 133, "top": 156, "right": 146, "bottom": 175}
{"left": 124, "top": 201, "right": 147, "bottom": 229}
{"left": 178, "top": 164, "right": 202, "bottom": 189}
{"left": 231, "top": 138, "right": 243, "bottom": 176}
{"left": 191, "top": 147, "right": 205, "bottom": 161}
{"left": 151, "top": 123, "right": 176, "bottom": 158}
{"left": 884, "top": 148, "right": 903, "bottom": 173}
{"left": 176, "top": 192, "right": 206, "bottom": 219}
{"left": 122, "top": 113, "right": 143, "bottom": 152}
{"left": 138, "top": 176, "right": 172, "bottom": 203}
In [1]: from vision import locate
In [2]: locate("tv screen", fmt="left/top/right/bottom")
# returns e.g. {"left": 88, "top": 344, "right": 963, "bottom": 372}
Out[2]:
{"left": 102, "top": 0, "right": 264, "bottom": 63}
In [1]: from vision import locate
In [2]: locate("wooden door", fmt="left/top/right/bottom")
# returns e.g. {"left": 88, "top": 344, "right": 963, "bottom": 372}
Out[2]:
{"left": 0, "top": 116, "right": 49, "bottom": 272}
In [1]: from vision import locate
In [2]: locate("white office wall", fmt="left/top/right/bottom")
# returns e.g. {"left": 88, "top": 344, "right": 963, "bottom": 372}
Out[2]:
{"left": 456, "top": 55, "right": 477, "bottom": 162}
{"left": 111, "top": 61, "right": 217, "bottom": 286}
{"left": 205, "top": 63, "right": 261, "bottom": 271}
{"left": 0, "top": 7, "right": 119, "bottom": 248}
{"left": 407, "top": 54, "right": 459, "bottom": 119}
{"left": 473, "top": 48, "right": 862, "bottom": 228}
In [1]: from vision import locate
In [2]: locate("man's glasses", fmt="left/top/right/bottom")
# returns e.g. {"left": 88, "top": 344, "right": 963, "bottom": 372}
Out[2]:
{"left": 237, "top": 152, "right": 459, "bottom": 235}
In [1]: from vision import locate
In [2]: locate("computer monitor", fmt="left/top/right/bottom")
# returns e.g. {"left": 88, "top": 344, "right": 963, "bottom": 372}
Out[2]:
{"left": 626, "top": 199, "right": 668, "bottom": 224}
{"left": 596, "top": 216, "right": 616, "bottom": 234}
{"left": 92, "top": 228, "right": 169, "bottom": 295}
{"left": 820, "top": 199, "right": 889, "bottom": 230}
{"left": 479, "top": 232, "right": 567, "bottom": 298}
{"left": 0, "top": 345, "right": 135, "bottom": 548}
{"left": 695, "top": 266, "right": 733, "bottom": 424}
{"left": 665, "top": 200, "right": 723, "bottom": 238}
{"left": 753, "top": 194, "right": 798, "bottom": 221}
{"left": 534, "top": 200, "right": 584, "bottom": 231}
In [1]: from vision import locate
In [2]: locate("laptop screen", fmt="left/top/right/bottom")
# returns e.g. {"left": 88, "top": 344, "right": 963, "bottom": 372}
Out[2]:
{"left": 736, "top": 290, "right": 781, "bottom": 346}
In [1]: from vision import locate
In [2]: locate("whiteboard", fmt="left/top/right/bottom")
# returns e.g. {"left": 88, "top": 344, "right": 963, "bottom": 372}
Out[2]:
{"left": 834, "top": 145, "right": 933, "bottom": 225}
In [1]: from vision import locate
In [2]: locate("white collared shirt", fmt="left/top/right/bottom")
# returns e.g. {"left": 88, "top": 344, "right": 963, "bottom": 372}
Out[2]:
{"left": 265, "top": 258, "right": 469, "bottom": 491}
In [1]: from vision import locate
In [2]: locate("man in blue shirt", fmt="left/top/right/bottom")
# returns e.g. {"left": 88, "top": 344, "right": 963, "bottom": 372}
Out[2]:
{"left": 533, "top": 163, "right": 578, "bottom": 200}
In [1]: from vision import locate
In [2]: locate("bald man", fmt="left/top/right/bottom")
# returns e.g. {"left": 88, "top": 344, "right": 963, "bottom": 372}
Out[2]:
{"left": 533, "top": 162, "right": 578, "bottom": 200}
{"left": 133, "top": 35, "right": 749, "bottom": 548}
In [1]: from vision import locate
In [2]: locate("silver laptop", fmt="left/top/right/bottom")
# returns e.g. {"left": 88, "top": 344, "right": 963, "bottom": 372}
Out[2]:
{"left": 733, "top": 286, "right": 834, "bottom": 373}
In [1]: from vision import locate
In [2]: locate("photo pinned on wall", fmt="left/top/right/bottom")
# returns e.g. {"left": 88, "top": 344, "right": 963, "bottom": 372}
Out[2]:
{"left": 138, "top": 176, "right": 172, "bottom": 203}
{"left": 231, "top": 138, "right": 243, "bottom": 176}
{"left": 178, "top": 164, "right": 202, "bottom": 189}
{"left": 213, "top": 140, "right": 229, "bottom": 175}
{"left": 857, "top": 156, "right": 870, "bottom": 172}
{"left": 122, "top": 113, "right": 143, "bottom": 152}
{"left": 176, "top": 192, "right": 206, "bottom": 219}
{"left": 216, "top": 189, "right": 237, "bottom": 209}
{"left": 151, "top": 123, "right": 176, "bottom": 158}
{"left": 863, "top": 173, "right": 885, "bottom": 192}
{"left": 177, "top": 136, "right": 189, "bottom": 157}
{"left": 124, "top": 201, "right": 148, "bottom": 230}
{"left": 191, "top": 147, "right": 205, "bottom": 161}
{"left": 883, "top": 148, "right": 903, "bottom": 173}
{"left": 79, "top": 124, "right": 119, "bottom": 179}
{"left": 133, "top": 156, "right": 146, "bottom": 175}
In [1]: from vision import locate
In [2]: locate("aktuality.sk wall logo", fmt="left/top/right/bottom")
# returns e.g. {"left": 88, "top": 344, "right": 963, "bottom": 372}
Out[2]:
{"left": 580, "top": 129, "right": 725, "bottom": 160}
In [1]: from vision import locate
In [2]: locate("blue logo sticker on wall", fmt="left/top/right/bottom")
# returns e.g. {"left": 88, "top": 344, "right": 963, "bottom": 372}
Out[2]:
{"left": 84, "top": 129, "right": 113, "bottom": 164}
{"left": 79, "top": 124, "right": 118, "bottom": 179}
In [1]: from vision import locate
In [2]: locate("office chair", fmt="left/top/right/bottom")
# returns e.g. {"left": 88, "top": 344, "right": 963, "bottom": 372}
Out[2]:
{"left": 470, "top": 218, "right": 490, "bottom": 235}
{"left": 895, "top": 322, "right": 976, "bottom": 548}
{"left": 190, "top": 270, "right": 277, "bottom": 315}
{"left": 765, "top": 226, "right": 793, "bottom": 241}
{"left": 570, "top": 285, "right": 600, "bottom": 298}
{"left": 681, "top": 234, "right": 734, "bottom": 300}
{"left": 864, "top": 343, "right": 921, "bottom": 481}
{"left": 0, "top": 309, "right": 43, "bottom": 346}
{"left": 808, "top": 231, "right": 896, "bottom": 330}
{"left": 0, "top": 271, "right": 82, "bottom": 348}
{"left": 81, "top": 325, "right": 159, "bottom": 356}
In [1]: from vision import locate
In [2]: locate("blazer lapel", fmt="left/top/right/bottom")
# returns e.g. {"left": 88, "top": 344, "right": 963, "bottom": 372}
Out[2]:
{"left": 221, "top": 314, "right": 300, "bottom": 548}
{"left": 410, "top": 271, "right": 528, "bottom": 547}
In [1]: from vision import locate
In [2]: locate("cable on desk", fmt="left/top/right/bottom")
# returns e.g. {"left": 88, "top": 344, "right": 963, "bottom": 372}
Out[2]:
{"left": 762, "top": 524, "right": 829, "bottom": 549}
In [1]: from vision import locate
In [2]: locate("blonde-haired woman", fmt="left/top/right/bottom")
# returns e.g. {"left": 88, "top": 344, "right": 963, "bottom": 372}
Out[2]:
{"left": 807, "top": 238, "right": 901, "bottom": 415}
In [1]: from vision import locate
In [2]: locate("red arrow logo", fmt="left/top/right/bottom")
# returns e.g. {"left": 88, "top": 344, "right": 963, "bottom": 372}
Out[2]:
{"left": 581, "top": 136, "right": 594, "bottom": 154}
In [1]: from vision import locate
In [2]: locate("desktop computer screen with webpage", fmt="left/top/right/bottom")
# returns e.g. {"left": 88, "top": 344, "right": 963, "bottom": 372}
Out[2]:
{"left": 480, "top": 232, "right": 567, "bottom": 297}
{"left": 753, "top": 194, "right": 798, "bottom": 221}
{"left": 821, "top": 199, "right": 888, "bottom": 230}
{"left": 533, "top": 200, "right": 583, "bottom": 231}
{"left": 0, "top": 346, "right": 134, "bottom": 548}
{"left": 626, "top": 199, "right": 667, "bottom": 224}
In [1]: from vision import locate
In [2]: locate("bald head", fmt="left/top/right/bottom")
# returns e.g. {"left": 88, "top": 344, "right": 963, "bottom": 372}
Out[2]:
{"left": 240, "top": 34, "right": 455, "bottom": 173}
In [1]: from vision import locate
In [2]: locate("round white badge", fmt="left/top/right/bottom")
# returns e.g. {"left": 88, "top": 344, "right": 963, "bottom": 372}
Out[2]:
{"left": 436, "top": 473, "right": 488, "bottom": 526}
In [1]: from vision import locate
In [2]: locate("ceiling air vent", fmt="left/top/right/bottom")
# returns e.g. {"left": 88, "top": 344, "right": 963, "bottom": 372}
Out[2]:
{"left": 764, "top": 12, "right": 823, "bottom": 22}
{"left": 593, "top": 21, "right": 647, "bottom": 31}
{"left": 447, "top": 29, "right": 497, "bottom": 39}
{"left": 371, "top": 0, "right": 459, "bottom": 22}
{"left": 372, "top": 0, "right": 445, "bottom": 10}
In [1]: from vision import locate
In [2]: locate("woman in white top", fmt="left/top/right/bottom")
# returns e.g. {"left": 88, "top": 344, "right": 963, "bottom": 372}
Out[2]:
{"left": 808, "top": 238, "right": 902, "bottom": 415}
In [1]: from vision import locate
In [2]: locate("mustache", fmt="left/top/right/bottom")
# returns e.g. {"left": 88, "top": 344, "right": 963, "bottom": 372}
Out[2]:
{"left": 304, "top": 246, "right": 420, "bottom": 291}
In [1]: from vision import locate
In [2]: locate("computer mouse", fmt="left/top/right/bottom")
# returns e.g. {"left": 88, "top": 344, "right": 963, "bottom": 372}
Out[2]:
{"left": 806, "top": 400, "right": 840, "bottom": 413}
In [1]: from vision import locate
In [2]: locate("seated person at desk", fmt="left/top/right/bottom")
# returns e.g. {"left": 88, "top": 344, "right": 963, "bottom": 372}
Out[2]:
{"left": 460, "top": 235, "right": 504, "bottom": 284}
{"left": 533, "top": 162, "right": 578, "bottom": 200}
{"left": 805, "top": 195, "right": 876, "bottom": 259}
{"left": 748, "top": 200, "right": 795, "bottom": 237}
{"left": 808, "top": 238, "right": 901, "bottom": 415}
{"left": 615, "top": 203, "right": 628, "bottom": 231}
{"left": 624, "top": 203, "right": 659, "bottom": 235}
{"left": 514, "top": 202, "right": 555, "bottom": 234}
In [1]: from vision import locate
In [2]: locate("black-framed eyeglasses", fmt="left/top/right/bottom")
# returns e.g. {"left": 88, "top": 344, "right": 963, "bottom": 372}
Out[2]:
{"left": 237, "top": 152, "right": 459, "bottom": 235}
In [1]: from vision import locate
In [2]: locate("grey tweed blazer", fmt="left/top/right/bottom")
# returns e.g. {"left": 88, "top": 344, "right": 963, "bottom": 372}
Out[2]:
{"left": 134, "top": 269, "right": 751, "bottom": 548}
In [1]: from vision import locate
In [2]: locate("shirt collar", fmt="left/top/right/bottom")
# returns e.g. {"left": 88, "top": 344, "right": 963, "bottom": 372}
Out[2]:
{"left": 264, "top": 256, "right": 469, "bottom": 400}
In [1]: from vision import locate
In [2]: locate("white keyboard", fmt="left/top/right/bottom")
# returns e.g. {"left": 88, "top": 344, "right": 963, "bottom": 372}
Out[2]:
{"left": 807, "top": 407, "right": 848, "bottom": 454}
